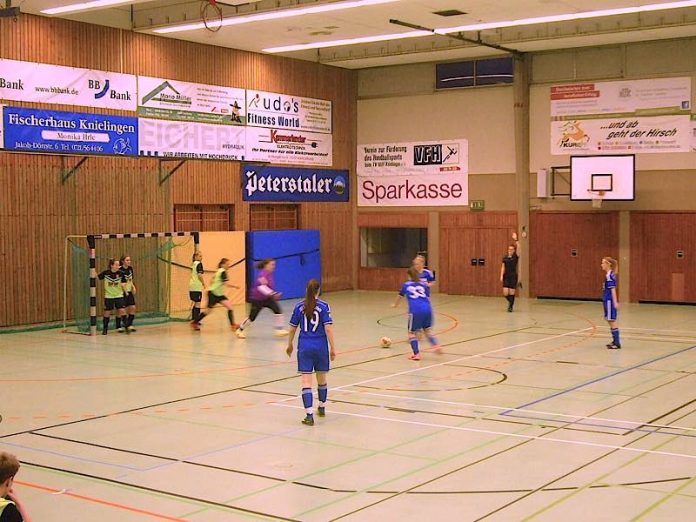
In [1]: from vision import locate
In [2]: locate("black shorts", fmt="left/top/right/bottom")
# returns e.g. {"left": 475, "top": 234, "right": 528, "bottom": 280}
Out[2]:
{"left": 123, "top": 293, "right": 136, "bottom": 307}
{"left": 104, "top": 297, "right": 125, "bottom": 311}
{"left": 207, "top": 291, "right": 228, "bottom": 307}
{"left": 503, "top": 275, "right": 518, "bottom": 289}
{"left": 189, "top": 291, "right": 203, "bottom": 303}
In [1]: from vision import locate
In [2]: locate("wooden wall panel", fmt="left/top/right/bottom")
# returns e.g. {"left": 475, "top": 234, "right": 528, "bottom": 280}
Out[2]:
{"left": 530, "top": 212, "right": 619, "bottom": 299}
{"left": 358, "top": 268, "right": 407, "bottom": 292}
{"left": 630, "top": 212, "right": 696, "bottom": 303}
{"left": 357, "top": 212, "right": 429, "bottom": 228}
{"left": 0, "top": 14, "right": 357, "bottom": 326}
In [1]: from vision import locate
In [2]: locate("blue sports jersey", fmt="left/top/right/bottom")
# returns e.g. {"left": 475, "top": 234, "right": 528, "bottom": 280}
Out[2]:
{"left": 419, "top": 269, "right": 435, "bottom": 284}
{"left": 399, "top": 281, "right": 432, "bottom": 315}
{"left": 603, "top": 271, "right": 617, "bottom": 299}
{"left": 290, "top": 299, "right": 333, "bottom": 350}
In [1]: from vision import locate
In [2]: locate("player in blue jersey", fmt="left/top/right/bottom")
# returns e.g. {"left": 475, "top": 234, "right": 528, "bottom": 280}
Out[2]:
{"left": 286, "top": 279, "right": 337, "bottom": 426}
{"left": 413, "top": 255, "right": 435, "bottom": 287}
{"left": 392, "top": 267, "right": 441, "bottom": 360}
{"left": 601, "top": 257, "right": 621, "bottom": 349}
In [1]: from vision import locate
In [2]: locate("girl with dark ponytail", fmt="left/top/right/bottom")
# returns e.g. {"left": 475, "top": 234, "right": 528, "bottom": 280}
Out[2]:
{"left": 286, "top": 279, "right": 336, "bottom": 426}
{"left": 236, "top": 258, "right": 287, "bottom": 339}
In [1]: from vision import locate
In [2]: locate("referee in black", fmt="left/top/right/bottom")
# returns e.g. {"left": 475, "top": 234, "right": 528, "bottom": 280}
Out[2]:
{"left": 500, "top": 232, "right": 520, "bottom": 312}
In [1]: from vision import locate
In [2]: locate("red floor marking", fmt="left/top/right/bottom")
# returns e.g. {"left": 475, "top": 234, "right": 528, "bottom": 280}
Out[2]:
{"left": 15, "top": 480, "right": 187, "bottom": 521}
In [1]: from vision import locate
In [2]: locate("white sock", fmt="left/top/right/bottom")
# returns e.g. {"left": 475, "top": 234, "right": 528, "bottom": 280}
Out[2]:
{"left": 275, "top": 313, "right": 285, "bottom": 329}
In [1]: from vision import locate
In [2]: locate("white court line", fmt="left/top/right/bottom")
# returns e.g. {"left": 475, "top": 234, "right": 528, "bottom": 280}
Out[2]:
{"left": 273, "top": 402, "right": 696, "bottom": 461}
{"left": 276, "top": 326, "right": 593, "bottom": 403}
{"left": 344, "top": 391, "right": 696, "bottom": 433}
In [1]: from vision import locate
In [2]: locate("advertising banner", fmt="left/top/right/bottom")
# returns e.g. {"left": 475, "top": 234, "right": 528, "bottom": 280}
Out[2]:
{"left": 245, "top": 127, "right": 332, "bottom": 166}
{"left": 246, "top": 90, "right": 331, "bottom": 134}
{"left": 137, "top": 76, "right": 246, "bottom": 125}
{"left": 138, "top": 119, "right": 245, "bottom": 160}
{"left": 550, "top": 77, "right": 692, "bottom": 154}
{"left": 0, "top": 59, "right": 137, "bottom": 111}
{"left": 551, "top": 115, "right": 691, "bottom": 154}
{"left": 2, "top": 106, "right": 137, "bottom": 156}
{"left": 357, "top": 140, "right": 469, "bottom": 207}
{"left": 692, "top": 114, "right": 696, "bottom": 152}
{"left": 242, "top": 164, "right": 348, "bottom": 202}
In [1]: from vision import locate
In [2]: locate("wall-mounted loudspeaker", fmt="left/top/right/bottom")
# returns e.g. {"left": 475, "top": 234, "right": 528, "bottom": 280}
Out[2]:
{"left": 537, "top": 168, "right": 550, "bottom": 198}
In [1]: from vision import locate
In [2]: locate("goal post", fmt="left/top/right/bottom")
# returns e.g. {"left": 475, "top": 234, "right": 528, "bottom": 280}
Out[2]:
{"left": 63, "top": 231, "right": 200, "bottom": 336}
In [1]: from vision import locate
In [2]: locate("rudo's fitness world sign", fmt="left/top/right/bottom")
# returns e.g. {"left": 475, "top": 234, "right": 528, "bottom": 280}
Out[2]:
{"left": 357, "top": 139, "right": 469, "bottom": 207}
{"left": 2, "top": 106, "right": 138, "bottom": 156}
{"left": 242, "top": 164, "right": 349, "bottom": 203}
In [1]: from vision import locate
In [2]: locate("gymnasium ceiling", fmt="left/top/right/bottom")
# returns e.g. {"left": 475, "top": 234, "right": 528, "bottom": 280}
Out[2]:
{"left": 20, "top": 0, "right": 696, "bottom": 68}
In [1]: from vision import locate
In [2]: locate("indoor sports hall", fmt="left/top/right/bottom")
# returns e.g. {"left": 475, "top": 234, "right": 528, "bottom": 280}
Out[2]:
{"left": 1, "top": 1, "right": 696, "bottom": 521}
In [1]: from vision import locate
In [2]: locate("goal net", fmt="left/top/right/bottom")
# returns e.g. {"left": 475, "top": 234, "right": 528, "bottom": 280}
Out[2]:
{"left": 64, "top": 232, "right": 199, "bottom": 335}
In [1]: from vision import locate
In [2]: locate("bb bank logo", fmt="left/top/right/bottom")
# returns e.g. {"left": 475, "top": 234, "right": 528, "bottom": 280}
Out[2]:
{"left": 558, "top": 121, "right": 590, "bottom": 149}
{"left": 89, "top": 79, "right": 132, "bottom": 101}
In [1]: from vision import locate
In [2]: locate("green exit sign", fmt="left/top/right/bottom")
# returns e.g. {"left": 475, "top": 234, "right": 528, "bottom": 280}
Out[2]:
{"left": 470, "top": 200, "right": 485, "bottom": 211}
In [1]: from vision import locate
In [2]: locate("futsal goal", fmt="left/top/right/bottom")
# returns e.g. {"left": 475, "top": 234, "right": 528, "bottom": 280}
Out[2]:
{"left": 63, "top": 232, "right": 200, "bottom": 336}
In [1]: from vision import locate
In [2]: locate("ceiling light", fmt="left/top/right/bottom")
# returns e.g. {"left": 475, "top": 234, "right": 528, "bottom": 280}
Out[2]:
{"left": 435, "top": 0, "right": 696, "bottom": 34}
{"left": 153, "top": 0, "right": 399, "bottom": 34}
{"left": 263, "top": 30, "right": 431, "bottom": 53}
{"left": 42, "top": 0, "right": 135, "bottom": 15}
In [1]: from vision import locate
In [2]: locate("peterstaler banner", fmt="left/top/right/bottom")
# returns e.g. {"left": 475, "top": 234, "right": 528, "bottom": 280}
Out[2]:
{"left": 357, "top": 140, "right": 469, "bottom": 207}
{"left": 2, "top": 106, "right": 137, "bottom": 156}
{"left": 241, "top": 164, "right": 349, "bottom": 203}
{"left": 138, "top": 119, "right": 245, "bottom": 160}
{"left": 137, "top": 76, "right": 246, "bottom": 125}
{"left": 551, "top": 115, "right": 691, "bottom": 154}
{"left": 246, "top": 90, "right": 332, "bottom": 134}
{"left": 550, "top": 76, "right": 691, "bottom": 154}
{"left": 0, "top": 59, "right": 137, "bottom": 111}
{"left": 245, "top": 127, "right": 332, "bottom": 166}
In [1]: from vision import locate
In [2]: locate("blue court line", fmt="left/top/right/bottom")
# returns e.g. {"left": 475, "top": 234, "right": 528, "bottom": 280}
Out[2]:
{"left": 505, "top": 343, "right": 696, "bottom": 414}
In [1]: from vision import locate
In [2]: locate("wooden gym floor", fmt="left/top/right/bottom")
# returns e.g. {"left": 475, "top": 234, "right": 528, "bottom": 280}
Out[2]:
{"left": 1, "top": 291, "right": 696, "bottom": 521}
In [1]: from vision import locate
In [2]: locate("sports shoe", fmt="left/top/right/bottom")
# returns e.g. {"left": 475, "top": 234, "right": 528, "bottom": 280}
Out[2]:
{"left": 432, "top": 345, "right": 442, "bottom": 354}
{"left": 274, "top": 329, "right": 289, "bottom": 337}
{"left": 190, "top": 321, "right": 200, "bottom": 331}
{"left": 117, "top": 327, "right": 125, "bottom": 333}
{"left": 302, "top": 414, "right": 315, "bottom": 426}
{"left": 235, "top": 330, "right": 246, "bottom": 339}
{"left": 408, "top": 353, "right": 421, "bottom": 361}
{"left": 318, "top": 406, "right": 326, "bottom": 417}
{"left": 507, "top": 306, "right": 513, "bottom": 312}
{"left": 102, "top": 329, "right": 108, "bottom": 335}
{"left": 606, "top": 343, "right": 622, "bottom": 350}
{"left": 128, "top": 326, "right": 136, "bottom": 332}
{"left": 124, "top": 326, "right": 131, "bottom": 335}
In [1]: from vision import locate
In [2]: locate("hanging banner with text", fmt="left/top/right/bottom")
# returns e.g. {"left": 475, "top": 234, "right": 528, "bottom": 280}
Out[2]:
{"left": 0, "top": 59, "right": 137, "bottom": 111}
{"left": 2, "top": 106, "right": 138, "bottom": 156}
{"left": 550, "top": 77, "right": 691, "bottom": 154}
{"left": 241, "top": 164, "right": 348, "bottom": 202}
{"left": 246, "top": 90, "right": 331, "bottom": 134}
{"left": 551, "top": 115, "right": 692, "bottom": 155}
{"left": 357, "top": 140, "right": 469, "bottom": 207}
{"left": 245, "top": 127, "right": 332, "bottom": 166}
{"left": 137, "top": 76, "right": 246, "bottom": 125}
{"left": 692, "top": 114, "right": 696, "bottom": 152}
{"left": 138, "top": 119, "right": 245, "bottom": 160}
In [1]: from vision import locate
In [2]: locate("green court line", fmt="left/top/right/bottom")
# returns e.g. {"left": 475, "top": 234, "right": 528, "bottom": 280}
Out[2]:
{"left": 20, "top": 461, "right": 272, "bottom": 521}
{"left": 519, "top": 408, "right": 696, "bottom": 521}
{"left": 631, "top": 472, "right": 696, "bottom": 519}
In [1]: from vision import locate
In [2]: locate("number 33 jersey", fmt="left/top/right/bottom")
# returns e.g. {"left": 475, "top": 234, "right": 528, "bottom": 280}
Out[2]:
{"left": 400, "top": 281, "right": 432, "bottom": 315}
{"left": 290, "top": 299, "right": 333, "bottom": 350}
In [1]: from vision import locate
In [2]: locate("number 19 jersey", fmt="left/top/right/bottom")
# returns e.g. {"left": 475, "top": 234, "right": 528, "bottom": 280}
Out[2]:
{"left": 290, "top": 299, "right": 333, "bottom": 351}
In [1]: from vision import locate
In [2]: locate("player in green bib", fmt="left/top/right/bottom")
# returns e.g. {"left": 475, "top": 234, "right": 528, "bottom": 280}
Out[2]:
{"left": 118, "top": 255, "right": 137, "bottom": 332}
{"left": 98, "top": 259, "right": 129, "bottom": 335}
{"left": 191, "top": 258, "right": 239, "bottom": 332}
{"left": 1, "top": 451, "right": 32, "bottom": 522}
{"left": 189, "top": 251, "right": 206, "bottom": 325}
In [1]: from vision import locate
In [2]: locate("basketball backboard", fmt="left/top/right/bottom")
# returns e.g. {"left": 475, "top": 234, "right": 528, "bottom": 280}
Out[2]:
{"left": 570, "top": 154, "right": 635, "bottom": 201}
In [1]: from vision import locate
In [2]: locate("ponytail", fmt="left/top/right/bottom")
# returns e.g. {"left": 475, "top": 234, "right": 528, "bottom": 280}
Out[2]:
{"left": 603, "top": 256, "right": 619, "bottom": 273}
{"left": 407, "top": 267, "right": 420, "bottom": 283}
{"left": 256, "top": 258, "right": 273, "bottom": 270}
{"left": 304, "top": 279, "right": 320, "bottom": 319}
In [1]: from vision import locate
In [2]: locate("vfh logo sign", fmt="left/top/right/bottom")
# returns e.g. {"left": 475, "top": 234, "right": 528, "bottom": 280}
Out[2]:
{"left": 89, "top": 79, "right": 131, "bottom": 101}
{"left": 413, "top": 143, "right": 459, "bottom": 165}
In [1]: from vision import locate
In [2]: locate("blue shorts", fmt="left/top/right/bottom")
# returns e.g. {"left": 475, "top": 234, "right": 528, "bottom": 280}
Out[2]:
{"left": 603, "top": 298, "right": 618, "bottom": 321}
{"left": 408, "top": 311, "right": 432, "bottom": 332}
{"left": 298, "top": 346, "right": 330, "bottom": 373}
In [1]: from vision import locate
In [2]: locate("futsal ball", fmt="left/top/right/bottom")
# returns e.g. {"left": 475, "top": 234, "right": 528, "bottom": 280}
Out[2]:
{"left": 380, "top": 336, "right": 392, "bottom": 348}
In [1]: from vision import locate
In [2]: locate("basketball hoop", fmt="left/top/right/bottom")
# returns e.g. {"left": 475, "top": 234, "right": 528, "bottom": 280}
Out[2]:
{"left": 588, "top": 189, "right": 605, "bottom": 208}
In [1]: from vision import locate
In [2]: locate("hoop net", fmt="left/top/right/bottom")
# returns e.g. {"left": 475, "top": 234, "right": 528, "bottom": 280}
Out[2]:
{"left": 588, "top": 189, "right": 606, "bottom": 208}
